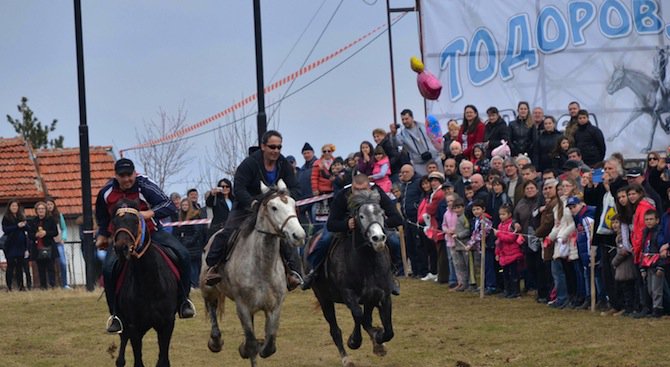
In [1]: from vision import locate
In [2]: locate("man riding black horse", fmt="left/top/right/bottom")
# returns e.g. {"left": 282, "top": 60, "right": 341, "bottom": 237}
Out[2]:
{"left": 204, "top": 130, "right": 304, "bottom": 289}
{"left": 302, "top": 173, "right": 403, "bottom": 293}
{"left": 96, "top": 158, "right": 195, "bottom": 333}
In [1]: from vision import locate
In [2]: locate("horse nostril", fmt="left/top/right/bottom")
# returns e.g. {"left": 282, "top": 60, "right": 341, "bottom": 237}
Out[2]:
{"left": 380, "top": 235, "right": 387, "bottom": 243}
{"left": 292, "top": 233, "right": 299, "bottom": 240}
{"left": 371, "top": 235, "right": 380, "bottom": 242}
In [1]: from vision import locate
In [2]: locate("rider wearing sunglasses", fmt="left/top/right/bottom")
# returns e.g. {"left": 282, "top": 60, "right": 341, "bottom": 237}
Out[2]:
{"left": 205, "top": 130, "right": 304, "bottom": 289}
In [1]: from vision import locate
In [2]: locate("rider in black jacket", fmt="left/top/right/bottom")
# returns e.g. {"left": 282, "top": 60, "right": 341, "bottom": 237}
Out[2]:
{"left": 204, "top": 131, "right": 303, "bottom": 289}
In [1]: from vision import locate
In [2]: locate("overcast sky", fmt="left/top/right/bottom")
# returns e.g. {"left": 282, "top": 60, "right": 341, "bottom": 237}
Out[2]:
{"left": 0, "top": 1, "right": 425, "bottom": 197}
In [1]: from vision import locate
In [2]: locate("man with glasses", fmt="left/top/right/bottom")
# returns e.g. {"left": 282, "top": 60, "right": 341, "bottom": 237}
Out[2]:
{"left": 96, "top": 158, "right": 195, "bottom": 333}
{"left": 204, "top": 130, "right": 304, "bottom": 289}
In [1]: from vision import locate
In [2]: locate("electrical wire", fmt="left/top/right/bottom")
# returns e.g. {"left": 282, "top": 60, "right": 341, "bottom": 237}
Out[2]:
{"left": 273, "top": 0, "right": 345, "bottom": 128}
{"left": 122, "top": 12, "right": 408, "bottom": 152}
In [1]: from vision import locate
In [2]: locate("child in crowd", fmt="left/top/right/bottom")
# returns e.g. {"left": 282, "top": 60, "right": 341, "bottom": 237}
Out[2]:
{"left": 639, "top": 209, "right": 666, "bottom": 318}
{"left": 443, "top": 194, "right": 469, "bottom": 290}
{"left": 567, "top": 196, "right": 598, "bottom": 309}
{"left": 471, "top": 143, "right": 490, "bottom": 176}
{"left": 329, "top": 157, "right": 350, "bottom": 195}
{"left": 494, "top": 204, "right": 524, "bottom": 298}
{"left": 449, "top": 141, "right": 465, "bottom": 167}
{"left": 467, "top": 199, "right": 493, "bottom": 292}
{"left": 370, "top": 146, "right": 392, "bottom": 193}
{"left": 610, "top": 214, "right": 636, "bottom": 316}
{"left": 551, "top": 136, "right": 571, "bottom": 172}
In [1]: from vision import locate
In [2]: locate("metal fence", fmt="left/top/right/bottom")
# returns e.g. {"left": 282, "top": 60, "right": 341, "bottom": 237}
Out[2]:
{"left": 0, "top": 241, "right": 93, "bottom": 289}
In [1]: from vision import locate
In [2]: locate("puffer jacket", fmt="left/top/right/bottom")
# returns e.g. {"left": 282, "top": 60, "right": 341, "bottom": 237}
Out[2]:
{"left": 573, "top": 122, "right": 606, "bottom": 166}
{"left": 495, "top": 218, "right": 524, "bottom": 266}
{"left": 508, "top": 118, "right": 535, "bottom": 157}
{"left": 311, "top": 158, "right": 333, "bottom": 194}
{"left": 631, "top": 198, "right": 656, "bottom": 264}
{"left": 549, "top": 199, "right": 576, "bottom": 260}
{"left": 534, "top": 129, "right": 562, "bottom": 172}
{"left": 573, "top": 205, "right": 596, "bottom": 267}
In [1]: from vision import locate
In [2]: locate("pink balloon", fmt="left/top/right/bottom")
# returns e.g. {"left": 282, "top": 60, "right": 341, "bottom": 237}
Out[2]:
{"left": 417, "top": 70, "right": 442, "bottom": 100}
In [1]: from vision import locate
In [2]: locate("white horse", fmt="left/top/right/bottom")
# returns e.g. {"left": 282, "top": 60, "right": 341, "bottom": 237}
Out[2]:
{"left": 200, "top": 179, "right": 305, "bottom": 367}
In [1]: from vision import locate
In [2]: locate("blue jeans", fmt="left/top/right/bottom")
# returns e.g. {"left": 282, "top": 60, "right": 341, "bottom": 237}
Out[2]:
{"left": 448, "top": 249, "right": 457, "bottom": 285}
{"left": 551, "top": 259, "right": 568, "bottom": 305}
{"left": 56, "top": 243, "right": 69, "bottom": 287}
{"left": 387, "top": 230, "right": 403, "bottom": 275}
{"left": 190, "top": 257, "right": 201, "bottom": 288}
{"left": 307, "top": 227, "right": 332, "bottom": 269}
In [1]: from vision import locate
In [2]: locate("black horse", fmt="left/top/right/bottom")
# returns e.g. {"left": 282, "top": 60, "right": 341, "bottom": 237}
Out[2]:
{"left": 310, "top": 190, "right": 394, "bottom": 367}
{"left": 111, "top": 199, "right": 180, "bottom": 367}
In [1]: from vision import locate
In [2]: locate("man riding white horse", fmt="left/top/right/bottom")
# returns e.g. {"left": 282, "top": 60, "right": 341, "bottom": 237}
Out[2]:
{"left": 96, "top": 158, "right": 196, "bottom": 333}
{"left": 204, "top": 130, "right": 304, "bottom": 289}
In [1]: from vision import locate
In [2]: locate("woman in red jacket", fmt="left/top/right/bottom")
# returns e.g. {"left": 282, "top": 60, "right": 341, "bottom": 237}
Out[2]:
{"left": 628, "top": 184, "right": 656, "bottom": 264}
{"left": 458, "top": 104, "right": 486, "bottom": 160}
{"left": 311, "top": 144, "right": 336, "bottom": 196}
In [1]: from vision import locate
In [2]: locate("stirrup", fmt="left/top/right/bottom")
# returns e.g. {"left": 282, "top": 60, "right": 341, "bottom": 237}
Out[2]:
{"left": 106, "top": 315, "right": 123, "bottom": 334}
{"left": 287, "top": 270, "right": 304, "bottom": 291}
{"left": 179, "top": 299, "right": 197, "bottom": 319}
{"left": 204, "top": 266, "right": 222, "bottom": 286}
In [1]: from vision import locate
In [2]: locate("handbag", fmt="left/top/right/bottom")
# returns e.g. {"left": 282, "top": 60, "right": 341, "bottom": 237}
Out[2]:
{"left": 37, "top": 246, "right": 52, "bottom": 260}
{"left": 641, "top": 253, "right": 660, "bottom": 268}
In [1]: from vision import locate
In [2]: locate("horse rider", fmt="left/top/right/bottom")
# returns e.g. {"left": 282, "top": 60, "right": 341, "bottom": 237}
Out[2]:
{"left": 301, "top": 173, "right": 403, "bottom": 293}
{"left": 204, "top": 130, "right": 304, "bottom": 289}
{"left": 96, "top": 158, "right": 196, "bottom": 333}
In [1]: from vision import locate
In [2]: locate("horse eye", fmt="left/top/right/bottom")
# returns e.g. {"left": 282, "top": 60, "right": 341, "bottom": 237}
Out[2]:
{"left": 359, "top": 215, "right": 364, "bottom": 219}
{"left": 272, "top": 206, "right": 278, "bottom": 211}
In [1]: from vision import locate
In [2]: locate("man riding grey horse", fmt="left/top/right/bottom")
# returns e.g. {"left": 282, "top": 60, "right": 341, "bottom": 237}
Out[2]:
{"left": 204, "top": 130, "right": 304, "bottom": 289}
{"left": 97, "top": 158, "right": 195, "bottom": 333}
{"left": 302, "top": 173, "right": 403, "bottom": 293}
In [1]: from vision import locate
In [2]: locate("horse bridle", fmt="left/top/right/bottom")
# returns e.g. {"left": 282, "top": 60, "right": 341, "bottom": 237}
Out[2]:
{"left": 255, "top": 193, "right": 297, "bottom": 239}
{"left": 114, "top": 207, "right": 151, "bottom": 258}
{"left": 354, "top": 202, "right": 385, "bottom": 245}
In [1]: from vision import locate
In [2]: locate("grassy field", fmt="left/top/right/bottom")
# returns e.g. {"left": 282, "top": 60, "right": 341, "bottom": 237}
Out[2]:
{"left": 0, "top": 278, "right": 664, "bottom": 367}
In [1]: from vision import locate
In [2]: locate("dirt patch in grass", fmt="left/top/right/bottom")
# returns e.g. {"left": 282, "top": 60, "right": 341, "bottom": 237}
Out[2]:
{"left": 0, "top": 279, "right": 664, "bottom": 366}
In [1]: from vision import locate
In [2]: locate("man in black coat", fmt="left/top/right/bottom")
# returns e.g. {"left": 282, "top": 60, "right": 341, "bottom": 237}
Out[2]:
{"left": 297, "top": 142, "right": 316, "bottom": 223}
{"left": 573, "top": 109, "right": 606, "bottom": 166}
{"left": 398, "top": 164, "right": 427, "bottom": 278}
{"left": 205, "top": 130, "right": 303, "bottom": 289}
{"left": 484, "top": 107, "right": 510, "bottom": 158}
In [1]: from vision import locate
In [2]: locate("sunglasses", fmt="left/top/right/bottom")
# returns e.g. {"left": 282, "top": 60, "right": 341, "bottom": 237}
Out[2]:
{"left": 648, "top": 157, "right": 658, "bottom": 161}
{"left": 266, "top": 144, "right": 282, "bottom": 150}
{"left": 322, "top": 150, "right": 332, "bottom": 153}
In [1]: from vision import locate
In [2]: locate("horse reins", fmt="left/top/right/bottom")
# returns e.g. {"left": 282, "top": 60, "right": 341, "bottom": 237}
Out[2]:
{"left": 255, "top": 193, "right": 297, "bottom": 238}
{"left": 114, "top": 207, "right": 151, "bottom": 258}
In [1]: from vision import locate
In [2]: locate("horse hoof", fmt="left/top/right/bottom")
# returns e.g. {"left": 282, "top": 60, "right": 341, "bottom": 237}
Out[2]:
{"left": 342, "top": 356, "right": 355, "bottom": 367}
{"left": 239, "top": 341, "right": 257, "bottom": 359}
{"left": 259, "top": 342, "right": 276, "bottom": 359}
{"left": 208, "top": 337, "right": 223, "bottom": 353}
{"left": 347, "top": 335, "right": 362, "bottom": 350}
{"left": 373, "top": 343, "right": 387, "bottom": 357}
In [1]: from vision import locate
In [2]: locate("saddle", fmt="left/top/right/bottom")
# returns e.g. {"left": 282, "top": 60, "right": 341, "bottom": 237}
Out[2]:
{"left": 114, "top": 243, "right": 181, "bottom": 297}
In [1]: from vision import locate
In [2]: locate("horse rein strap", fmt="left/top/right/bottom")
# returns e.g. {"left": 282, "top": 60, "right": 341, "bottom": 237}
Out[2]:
{"left": 114, "top": 207, "right": 151, "bottom": 258}
{"left": 255, "top": 193, "right": 296, "bottom": 238}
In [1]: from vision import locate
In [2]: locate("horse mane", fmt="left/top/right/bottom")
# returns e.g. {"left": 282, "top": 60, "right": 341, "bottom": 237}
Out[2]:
{"left": 347, "top": 189, "right": 381, "bottom": 212}
{"left": 112, "top": 198, "right": 140, "bottom": 213}
{"left": 238, "top": 186, "right": 289, "bottom": 237}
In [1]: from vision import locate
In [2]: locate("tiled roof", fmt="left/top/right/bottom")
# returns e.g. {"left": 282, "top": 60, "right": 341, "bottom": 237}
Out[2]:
{"left": 36, "top": 146, "right": 116, "bottom": 216}
{"left": 0, "top": 137, "right": 44, "bottom": 202}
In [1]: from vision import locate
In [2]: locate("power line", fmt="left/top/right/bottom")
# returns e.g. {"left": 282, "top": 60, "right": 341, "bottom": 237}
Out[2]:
{"left": 123, "top": 12, "right": 407, "bottom": 152}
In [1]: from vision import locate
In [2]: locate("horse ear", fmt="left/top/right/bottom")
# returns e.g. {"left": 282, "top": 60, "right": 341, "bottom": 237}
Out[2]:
{"left": 277, "top": 179, "right": 287, "bottom": 191}
{"left": 260, "top": 181, "right": 270, "bottom": 194}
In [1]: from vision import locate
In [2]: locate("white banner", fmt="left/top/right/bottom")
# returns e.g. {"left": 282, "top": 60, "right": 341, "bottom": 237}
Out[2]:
{"left": 420, "top": 0, "right": 670, "bottom": 155}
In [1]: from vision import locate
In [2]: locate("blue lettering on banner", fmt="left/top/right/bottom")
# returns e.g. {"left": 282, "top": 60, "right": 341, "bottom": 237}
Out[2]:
{"left": 537, "top": 6, "right": 569, "bottom": 53}
{"left": 500, "top": 14, "right": 538, "bottom": 81}
{"left": 568, "top": 1, "right": 596, "bottom": 46}
{"left": 435, "top": 0, "right": 668, "bottom": 102}
{"left": 469, "top": 28, "right": 498, "bottom": 86}
{"left": 440, "top": 37, "right": 467, "bottom": 101}
{"left": 599, "top": 0, "right": 632, "bottom": 38}
{"left": 633, "top": 0, "right": 663, "bottom": 34}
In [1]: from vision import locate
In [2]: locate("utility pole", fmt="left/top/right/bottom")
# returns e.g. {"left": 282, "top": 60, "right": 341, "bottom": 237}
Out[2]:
{"left": 73, "top": 0, "right": 96, "bottom": 291}
{"left": 253, "top": 0, "right": 267, "bottom": 144}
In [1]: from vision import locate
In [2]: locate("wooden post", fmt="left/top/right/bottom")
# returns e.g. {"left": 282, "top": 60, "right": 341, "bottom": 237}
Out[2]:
{"left": 397, "top": 225, "right": 410, "bottom": 278}
{"left": 480, "top": 221, "right": 486, "bottom": 299}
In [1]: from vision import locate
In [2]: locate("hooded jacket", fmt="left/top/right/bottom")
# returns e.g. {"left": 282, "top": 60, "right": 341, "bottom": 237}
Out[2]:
{"left": 495, "top": 217, "right": 524, "bottom": 266}
{"left": 573, "top": 122, "right": 606, "bottom": 166}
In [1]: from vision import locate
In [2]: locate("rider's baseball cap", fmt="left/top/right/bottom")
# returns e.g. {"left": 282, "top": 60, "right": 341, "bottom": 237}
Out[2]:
{"left": 114, "top": 158, "right": 135, "bottom": 175}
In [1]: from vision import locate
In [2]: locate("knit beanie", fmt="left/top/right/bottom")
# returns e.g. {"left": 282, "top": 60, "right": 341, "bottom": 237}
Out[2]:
{"left": 302, "top": 143, "right": 314, "bottom": 152}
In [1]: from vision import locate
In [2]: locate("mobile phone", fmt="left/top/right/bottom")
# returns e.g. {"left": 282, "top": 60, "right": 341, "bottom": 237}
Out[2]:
{"left": 592, "top": 168, "right": 604, "bottom": 183}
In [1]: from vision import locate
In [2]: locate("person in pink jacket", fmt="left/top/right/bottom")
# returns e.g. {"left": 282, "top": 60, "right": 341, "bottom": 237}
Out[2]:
{"left": 494, "top": 204, "right": 524, "bottom": 298}
{"left": 370, "top": 146, "right": 392, "bottom": 193}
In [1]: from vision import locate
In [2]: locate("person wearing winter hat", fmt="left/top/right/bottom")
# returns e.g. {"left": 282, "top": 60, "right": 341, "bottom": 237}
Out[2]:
{"left": 297, "top": 143, "right": 317, "bottom": 222}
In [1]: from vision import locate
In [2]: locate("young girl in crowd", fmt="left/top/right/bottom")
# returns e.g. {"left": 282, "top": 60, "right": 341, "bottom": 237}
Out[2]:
{"left": 551, "top": 136, "right": 572, "bottom": 172}
{"left": 610, "top": 214, "right": 636, "bottom": 316}
{"left": 357, "top": 141, "right": 375, "bottom": 175}
{"left": 443, "top": 196, "right": 471, "bottom": 291}
{"left": 370, "top": 146, "right": 392, "bottom": 193}
{"left": 471, "top": 143, "right": 490, "bottom": 176}
{"left": 494, "top": 204, "right": 524, "bottom": 298}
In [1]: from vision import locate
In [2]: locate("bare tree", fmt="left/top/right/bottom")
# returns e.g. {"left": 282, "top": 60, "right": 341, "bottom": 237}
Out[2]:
{"left": 206, "top": 109, "right": 257, "bottom": 178}
{"left": 135, "top": 104, "right": 193, "bottom": 190}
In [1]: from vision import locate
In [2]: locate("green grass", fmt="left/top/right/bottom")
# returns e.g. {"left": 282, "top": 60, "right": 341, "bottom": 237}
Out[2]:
{"left": 0, "top": 279, "right": 663, "bottom": 367}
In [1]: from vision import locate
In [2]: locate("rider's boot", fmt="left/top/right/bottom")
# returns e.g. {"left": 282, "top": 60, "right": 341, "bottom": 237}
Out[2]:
{"left": 179, "top": 298, "right": 196, "bottom": 319}
{"left": 281, "top": 241, "right": 303, "bottom": 291}
{"left": 106, "top": 315, "right": 123, "bottom": 334}
{"left": 301, "top": 262, "right": 321, "bottom": 291}
{"left": 204, "top": 228, "right": 233, "bottom": 286}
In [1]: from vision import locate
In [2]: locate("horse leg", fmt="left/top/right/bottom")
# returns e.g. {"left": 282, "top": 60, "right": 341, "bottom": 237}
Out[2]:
{"left": 206, "top": 296, "right": 224, "bottom": 353}
{"left": 236, "top": 304, "right": 258, "bottom": 360}
{"left": 360, "top": 303, "right": 386, "bottom": 357}
{"left": 343, "top": 292, "right": 363, "bottom": 351}
{"left": 259, "top": 307, "right": 281, "bottom": 358}
{"left": 643, "top": 114, "right": 661, "bottom": 153}
{"left": 377, "top": 294, "right": 395, "bottom": 344}
{"left": 318, "top": 296, "right": 353, "bottom": 367}
{"left": 607, "top": 110, "right": 642, "bottom": 142}
{"left": 116, "top": 334, "right": 128, "bottom": 367}
{"left": 129, "top": 332, "right": 145, "bottom": 367}
{"left": 155, "top": 320, "right": 175, "bottom": 367}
